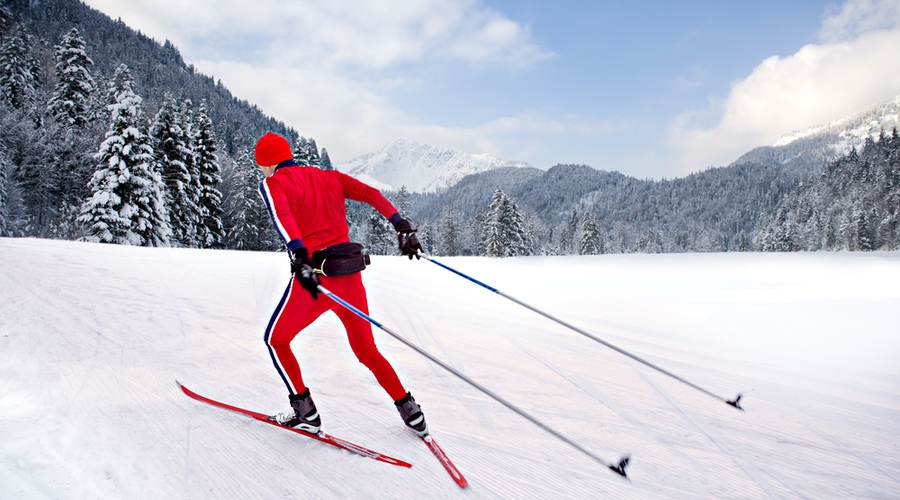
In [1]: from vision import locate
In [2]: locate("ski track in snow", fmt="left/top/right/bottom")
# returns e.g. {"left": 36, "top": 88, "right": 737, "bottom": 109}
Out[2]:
{"left": 1, "top": 239, "right": 899, "bottom": 499}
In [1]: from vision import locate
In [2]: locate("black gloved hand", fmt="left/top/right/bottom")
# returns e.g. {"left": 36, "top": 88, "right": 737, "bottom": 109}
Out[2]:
{"left": 393, "top": 218, "right": 423, "bottom": 259}
{"left": 290, "top": 248, "right": 319, "bottom": 299}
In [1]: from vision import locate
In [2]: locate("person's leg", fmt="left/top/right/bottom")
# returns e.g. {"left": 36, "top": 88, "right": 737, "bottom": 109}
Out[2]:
{"left": 264, "top": 277, "right": 326, "bottom": 395}
{"left": 327, "top": 273, "right": 408, "bottom": 401}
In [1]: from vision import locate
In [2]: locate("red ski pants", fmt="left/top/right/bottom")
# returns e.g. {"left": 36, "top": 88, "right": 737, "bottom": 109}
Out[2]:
{"left": 264, "top": 272, "right": 407, "bottom": 402}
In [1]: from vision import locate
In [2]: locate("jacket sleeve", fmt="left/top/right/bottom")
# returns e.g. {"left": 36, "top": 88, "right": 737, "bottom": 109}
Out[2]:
{"left": 259, "top": 178, "right": 305, "bottom": 253}
{"left": 336, "top": 171, "right": 401, "bottom": 222}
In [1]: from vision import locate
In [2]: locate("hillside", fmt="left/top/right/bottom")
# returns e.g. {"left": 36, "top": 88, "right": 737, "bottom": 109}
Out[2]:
{"left": 9, "top": 0, "right": 299, "bottom": 153}
{"left": 1, "top": 237, "right": 899, "bottom": 498}
{"left": 733, "top": 94, "right": 900, "bottom": 176}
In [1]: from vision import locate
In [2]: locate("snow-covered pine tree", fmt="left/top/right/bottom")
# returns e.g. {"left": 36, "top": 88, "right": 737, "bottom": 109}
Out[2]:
{"left": 225, "top": 146, "right": 279, "bottom": 250}
{"left": 180, "top": 98, "right": 203, "bottom": 246}
{"left": 472, "top": 210, "right": 487, "bottom": 256}
{"left": 366, "top": 209, "right": 395, "bottom": 255}
{"left": 292, "top": 137, "right": 321, "bottom": 167}
{"left": 636, "top": 228, "right": 664, "bottom": 253}
{"left": 293, "top": 137, "right": 309, "bottom": 165}
{"left": 482, "top": 188, "right": 530, "bottom": 257}
{"left": 306, "top": 138, "right": 321, "bottom": 167}
{"left": 579, "top": 212, "right": 602, "bottom": 255}
{"left": 0, "top": 4, "right": 11, "bottom": 35}
{"left": 550, "top": 209, "right": 579, "bottom": 255}
{"left": 149, "top": 92, "right": 195, "bottom": 246}
{"left": 416, "top": 222, "right": 431, "bottom": 254}
{"left": 507, "top": 197, "right": 532, "bottom": 256}
{"left": 482, "top": 191, "right": 505, "bottom": 257}
{"left": 0, "top": 26, "right": 41, "bottom": 110}
{"left": 320, "top": 148, "right": 334, "bottom": 170}
{"left": 104, "top": 65, "right": 131, "bottom": 106}
{"left": 854, "top": 203, "right": 876, "bottom": 251}
{"left": 46, "top": 28, "right": 95, "bottom": 127}
{"left": 0, "top": 150, "right": 9, "bottom": 235}
{"left": 394, "top": 185, "right": 411, "bottom": 218}
{"left": 193, "top": 99, "right": 225, "bottom": 249}
{"left": 0, "top": 150, "right": 25, "bottom": 237}
{"left": 438, "top": 204, "right": 460, "bottom": 256}
{"left": 78, "top": 64, "right": 170, "bottom": 246}
{"left": 224, "top": 147, "right": 255, "bottom": 249}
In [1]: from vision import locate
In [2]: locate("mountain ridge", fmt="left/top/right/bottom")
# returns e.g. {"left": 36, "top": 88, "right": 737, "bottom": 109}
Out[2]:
{"left": 732, "top": 93, "right": 900, "bottom": 175}
{"left": 336, "top": 138, "right": 532, "bottom": 193}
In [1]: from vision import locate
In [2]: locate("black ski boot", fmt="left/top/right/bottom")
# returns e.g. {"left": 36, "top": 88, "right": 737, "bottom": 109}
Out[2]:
{"left": 271, "top": 388, "right": 322, "bottom": 433}
{"left": 395, "top": 392, "right": 429, "bottom": 437}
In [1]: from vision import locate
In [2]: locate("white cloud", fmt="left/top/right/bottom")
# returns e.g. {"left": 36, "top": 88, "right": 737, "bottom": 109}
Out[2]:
{"left": 666, "top": 0, "right": 900, "bottom": 176}
{"left": 819, "top": 0, "right": 900, "bottom": 41}
{"left": 85, "top": 0, "right": 550, "bottom": 69}
{"left": 82, "top": 0, "right": 554, "bottom": 161}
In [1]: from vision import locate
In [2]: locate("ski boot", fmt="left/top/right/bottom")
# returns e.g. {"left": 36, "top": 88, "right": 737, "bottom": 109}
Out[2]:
{"left": 395, "top": 391, "right": 429, "bottom": 437}
{"left": 270, "top": 388, "right": 322, "bottom": 434}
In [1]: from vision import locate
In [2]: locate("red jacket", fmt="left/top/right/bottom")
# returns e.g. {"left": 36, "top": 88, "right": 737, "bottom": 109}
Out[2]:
{"left": 259, "top": 162, "right": 401, "bottom": 254}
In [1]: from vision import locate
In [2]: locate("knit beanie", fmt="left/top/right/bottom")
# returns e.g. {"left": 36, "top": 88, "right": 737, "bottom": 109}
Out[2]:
{"left": 254, "top": 132, "right": 293, "bottom": 167}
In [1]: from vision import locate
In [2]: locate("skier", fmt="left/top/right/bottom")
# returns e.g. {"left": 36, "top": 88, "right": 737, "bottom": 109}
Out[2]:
{"left": 254, "top": 132, "right": 427, "bottom": 437}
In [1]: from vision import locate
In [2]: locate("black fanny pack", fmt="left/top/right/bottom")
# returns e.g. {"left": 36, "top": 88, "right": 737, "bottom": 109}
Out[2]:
{"left": 311, "top": 242, "right": 370, "bottom": 276}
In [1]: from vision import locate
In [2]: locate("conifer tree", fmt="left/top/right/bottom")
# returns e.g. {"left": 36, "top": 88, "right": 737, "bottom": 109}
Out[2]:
{"left": 0, "top": 27, "right": 41, "bottom": 110}
{"left": 293, "top": 137, "right": 321, "bottom": 167}
{"left": 579, "top": 212, "right": 602, "bottom": 255}
{"left": 438, "top": 204, "right": 460, "bottom": 256}
{"left": 226, "top": 147, "right": 278, "bottom": 250}
{"left": 306, "top": 138, "right": 321, "bottom": 167}
{"left": 0, "top": 5, "right": 11, "bottom": 35}
{"left": 366, "top": 209, "right": 395, "bottom": 255}
{"left": 508, "top": 197, "right": 532, "bottom": 256}
{"left": 180, "top": 98, "right": 203, "bottom": 245}
{"left": 0, "top": 151, "right": 9, "bottom": 235}
{"left": 320, "top": 148, "right": 334, "bottom": 170}
{"left": 482, "top": 190, "right": 505, "bottom": 257}
{"left": 194, "top": 100, "right": 225, "bottom": 248}
{"left": 394, "top": 185, "right": 411, "bottom": 218}
{"left": 47, "top": 28, "right": 95, "bottom": 127}
{"left": 552, "top": 209, "right": 579, "bottom": 255}
{"left": 78, "top": 64, "right": 169, "bottom": 246}
{"left": 225, "top": 148, "right": 256, "bottom": 249}
{"left": 149, "top": 93, "right": 195, "bottom": 246}
{"left": 482, "top": 189, "right": 530, "bottom": 257}
{"left": 416, "top": 222, "right": 431, "bottom": 254}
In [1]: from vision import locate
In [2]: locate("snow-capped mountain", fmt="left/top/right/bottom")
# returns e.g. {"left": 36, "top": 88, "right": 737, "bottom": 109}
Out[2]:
{"left": 773, "top": 94, "right": 900, "bottom": 150}
{"left": 336, "top": 138, "right": 532, "bottom": 193}
{"left": 734, "top": 94, "right": 900, "bottom": 173}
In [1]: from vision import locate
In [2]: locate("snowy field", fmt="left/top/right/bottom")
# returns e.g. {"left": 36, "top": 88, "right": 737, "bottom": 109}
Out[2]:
{"left": 1, "top": 237, "right": 899, "bottom": 499}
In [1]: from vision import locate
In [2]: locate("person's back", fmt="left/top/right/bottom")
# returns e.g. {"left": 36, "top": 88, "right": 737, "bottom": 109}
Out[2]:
{"left": 261, "top": 161, "right": 398, "bottom": 254}
{"left": 253, "top": 132, "right": 429, "bottom": 438}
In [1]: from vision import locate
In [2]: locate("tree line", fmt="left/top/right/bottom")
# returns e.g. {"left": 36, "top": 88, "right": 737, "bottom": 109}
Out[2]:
{"left": 757, "top": 130, "right": 900, "bottom": 251}
{"left": 395, "top": 133, "right": 899, "bottom": 256}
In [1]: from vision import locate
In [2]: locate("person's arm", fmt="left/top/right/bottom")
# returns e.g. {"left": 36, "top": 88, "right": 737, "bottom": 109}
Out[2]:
{"left": 259, "top": 177, "right": 320, "bottom": 298}
{"left": 259, "top": 177, "right": 304, "bottom": 254}
{"left": 335, "top": 172, "right": 423, "bottom": 258}
{"left": 336, "top": 171, "right": 401, "bottom": 221}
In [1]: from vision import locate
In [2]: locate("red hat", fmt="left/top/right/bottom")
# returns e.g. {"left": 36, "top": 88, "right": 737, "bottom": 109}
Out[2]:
{"left": 254, "top": 132, "right": 293, "bottom": 167}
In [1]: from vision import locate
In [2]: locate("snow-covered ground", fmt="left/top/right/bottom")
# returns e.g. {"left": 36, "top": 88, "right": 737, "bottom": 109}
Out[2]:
{"left": 1, "top": 237, "right": 898, "bottom": 499}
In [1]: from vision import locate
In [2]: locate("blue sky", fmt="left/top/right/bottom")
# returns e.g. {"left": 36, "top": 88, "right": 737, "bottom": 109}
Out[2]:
{"left": 82, "top": 0, "right": 900, "bottom": 179}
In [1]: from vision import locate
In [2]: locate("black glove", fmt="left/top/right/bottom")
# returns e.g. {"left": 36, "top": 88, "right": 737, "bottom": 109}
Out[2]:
{"left": 290, "top": 248, "right": 319, "bottom": 299}
{"left": 393, "top": 218, "right": 422, "bottom": 259}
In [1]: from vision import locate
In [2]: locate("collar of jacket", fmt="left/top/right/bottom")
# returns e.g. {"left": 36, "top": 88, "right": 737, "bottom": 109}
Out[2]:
{"left": 274, "top": 159, "right": 299, "bottom": 172}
